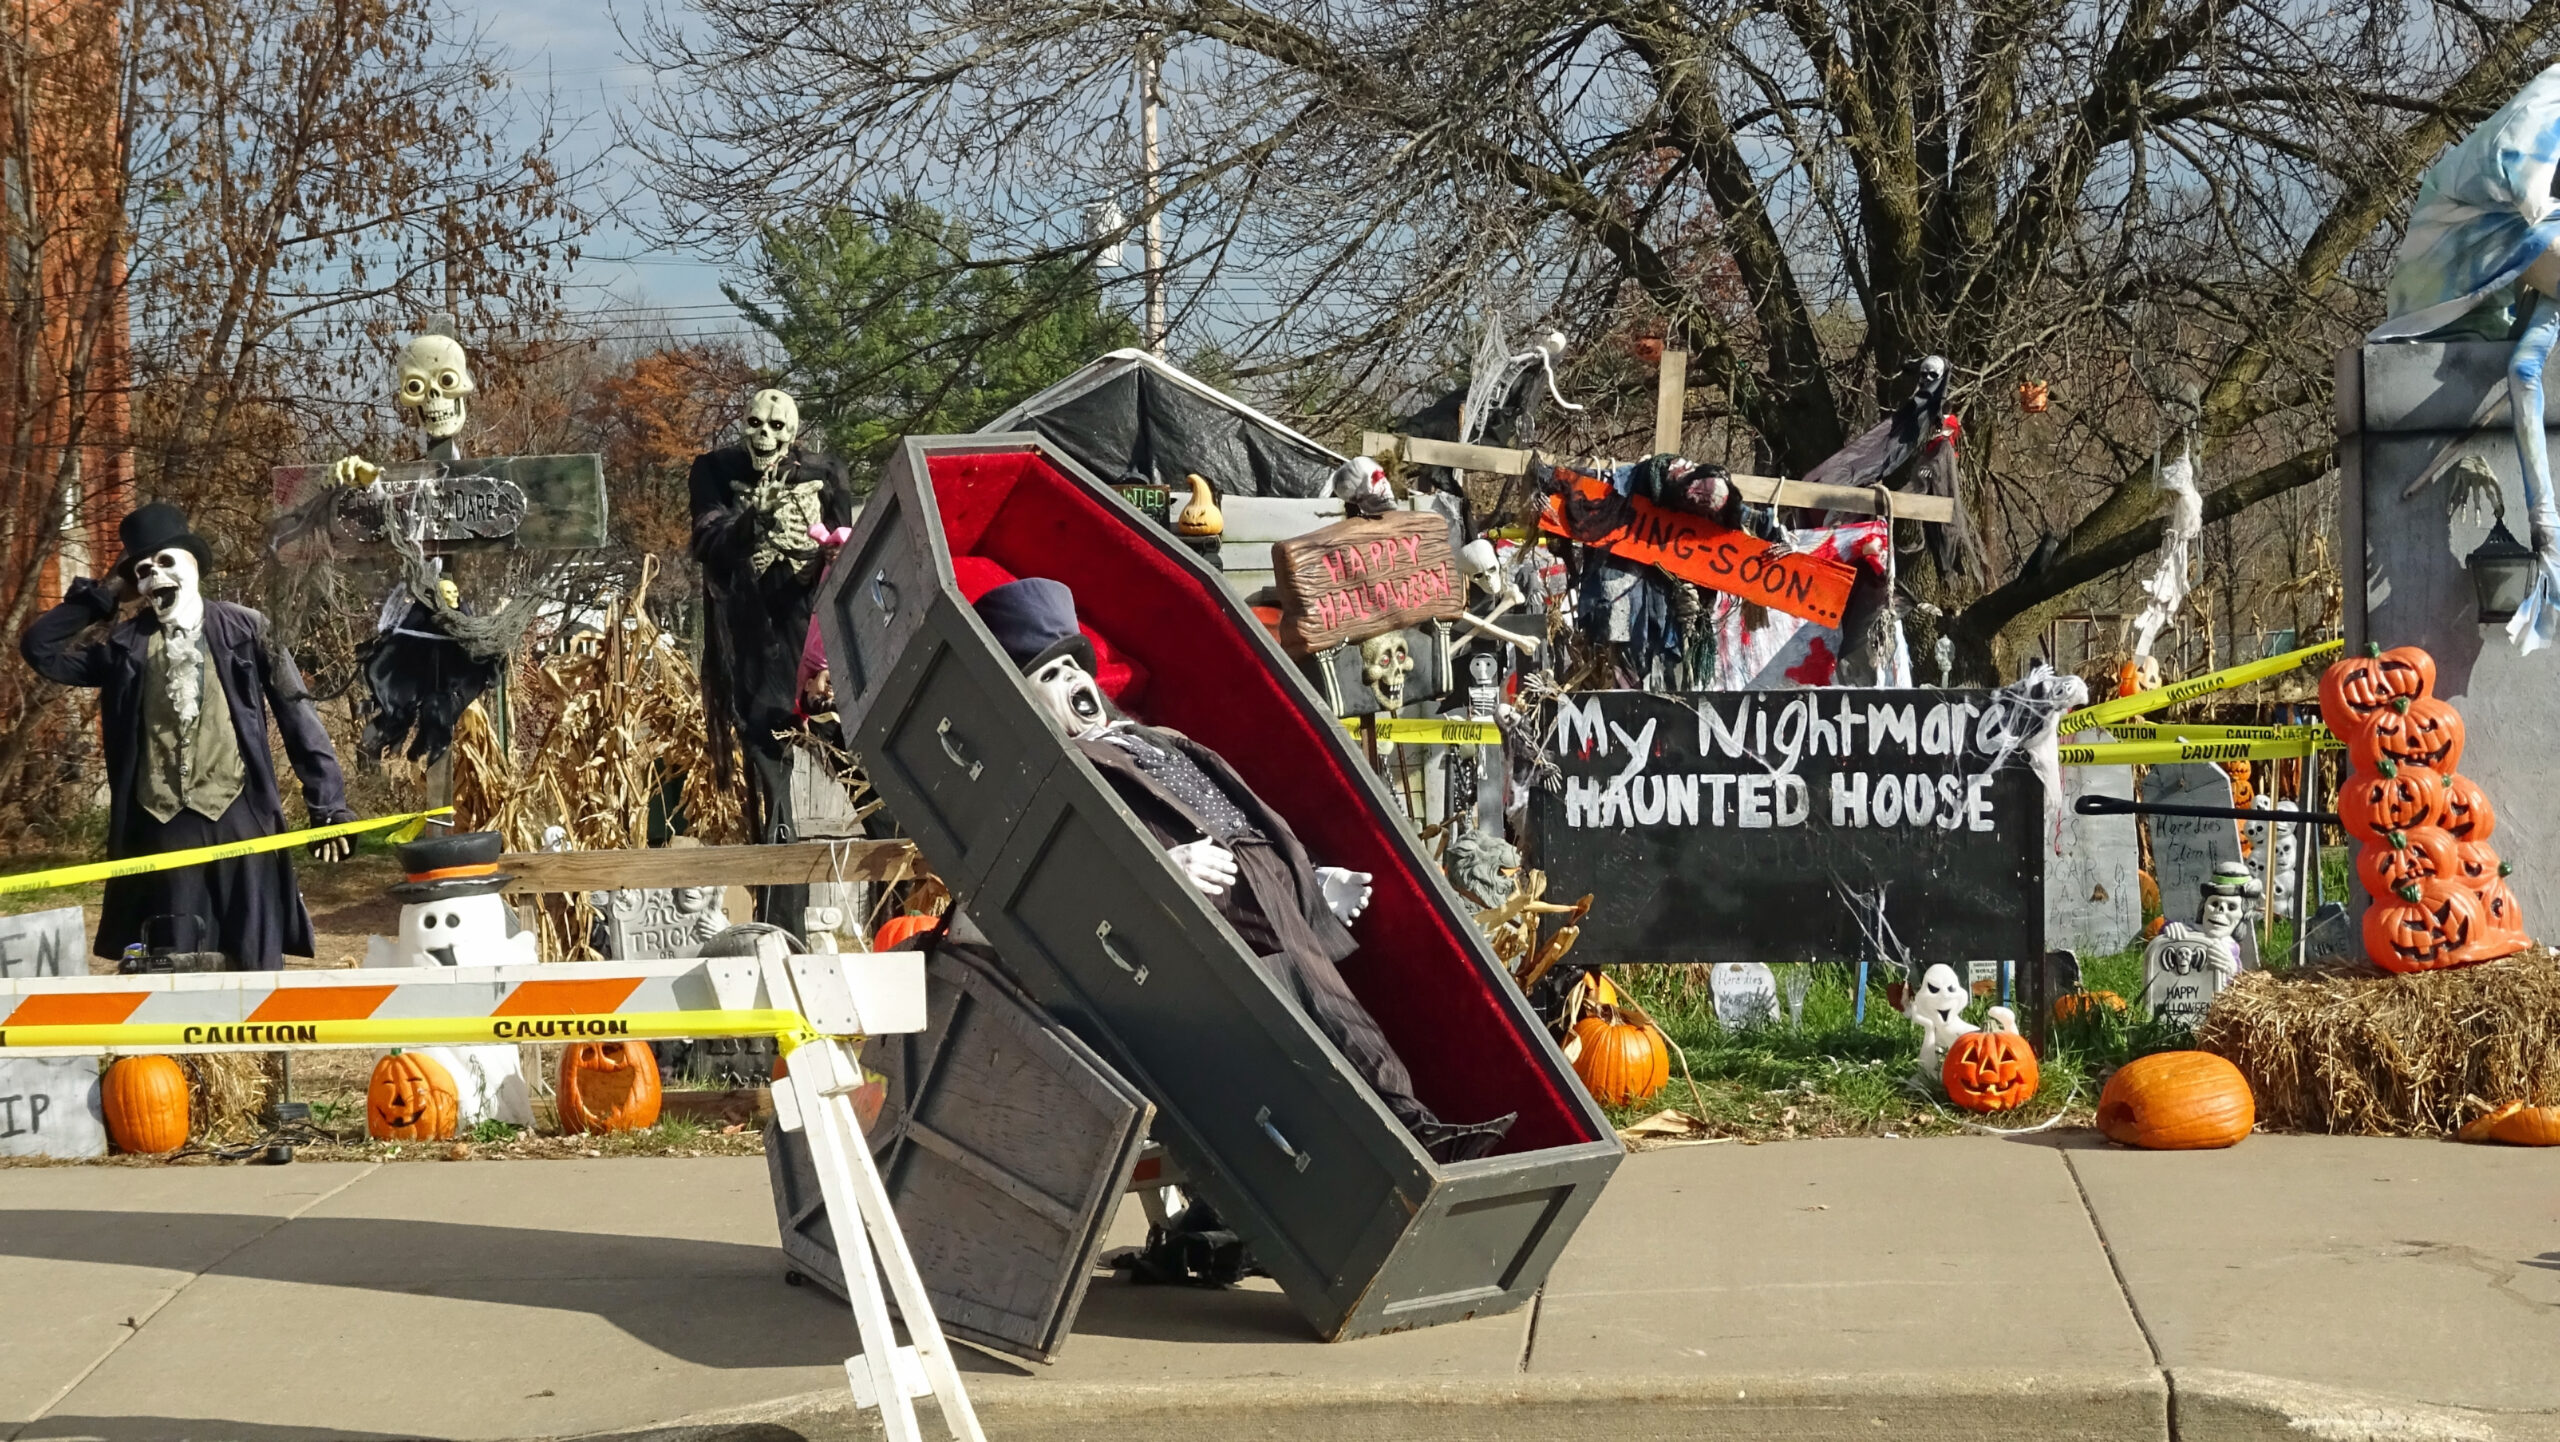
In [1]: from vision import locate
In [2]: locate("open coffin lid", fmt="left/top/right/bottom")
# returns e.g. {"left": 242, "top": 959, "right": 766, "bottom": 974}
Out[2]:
{"left": 818, "top": 434, "right": 1619, "bottom": 1341}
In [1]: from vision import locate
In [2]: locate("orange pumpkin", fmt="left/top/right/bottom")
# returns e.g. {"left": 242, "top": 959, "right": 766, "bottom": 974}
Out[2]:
{"left": 2052, "top": 990, "right": 2129, "bottom": 1023}
{"left": 871, "top": 913, "right": 941, "bottom": 950}
{"left": 1569, "top": 1011, "right": 1670, "bottom": 1106}
{"left": 2346, "top": 695, "right": 2465, "bottom": 775}
{"left": 2363, "top": 878, "right": 2494, "bottom": 973}
{"left": 2097, "top": 1051, "right": 2254, "bottom": 1149}
{"left": 101, "top": 1055, "right": 190, "bottom": 1154}
{"left": 368, "top": 1051, "right": 460, "bottom": 1141}
{"left": 1942, "top": 1012, "right": 2040, "bottom": 1113}
{"left": 2461, "top": 1102, "right": 2560, "bottom": 1146}
{"left": 2439, "top": 772, "right": 2498, "bottom": 842}
{"left": 557, "top": 1041, "right": 664, "bottom": 1134}
{"left": 2474, "top": 869, "right": 2530, "bottom": 950}
{"left": 2354, "top": 827, "right": 2460, "bottom": 898}
{"left": 2318, "top": 645, "right": 2435, "bottom": 733}
{"left": 2338, "top": 759, "right": 2448, "bottom": 844}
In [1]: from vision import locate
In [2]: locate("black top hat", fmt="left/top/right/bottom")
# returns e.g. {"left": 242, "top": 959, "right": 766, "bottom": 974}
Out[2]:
{"left": 114, "top": 502, "right": 215, "bottom": 578}
{"left": 389, "top": 829, "right": 512, "bottom": 902}
{"left": 975, "top": 578, "right": 1094, "bottom": 676}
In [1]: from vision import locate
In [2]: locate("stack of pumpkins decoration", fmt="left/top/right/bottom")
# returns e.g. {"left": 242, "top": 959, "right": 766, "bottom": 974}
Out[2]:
{"left": 2319, "top": 645, "right": 2529, "bottom": 971}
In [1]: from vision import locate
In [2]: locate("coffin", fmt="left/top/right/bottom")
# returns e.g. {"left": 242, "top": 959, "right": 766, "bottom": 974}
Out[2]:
{"left": 817, "top": 434, "right": 1621, "bottom": 1341}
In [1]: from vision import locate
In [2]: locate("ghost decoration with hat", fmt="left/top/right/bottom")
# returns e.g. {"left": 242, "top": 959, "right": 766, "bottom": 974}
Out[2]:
{"left": 19, "top": 502, "right": 358, "bottom": 970}
{"left": 361, "top": 830, "right": 537, "bottom": 1128}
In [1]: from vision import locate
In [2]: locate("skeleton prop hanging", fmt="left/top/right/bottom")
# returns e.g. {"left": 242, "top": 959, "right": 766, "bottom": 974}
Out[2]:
{"left": 689, "top": 388, "right": 854, "bottom": 930}
{"left": 18, "top": 503, "right": 358, "bottom": 970}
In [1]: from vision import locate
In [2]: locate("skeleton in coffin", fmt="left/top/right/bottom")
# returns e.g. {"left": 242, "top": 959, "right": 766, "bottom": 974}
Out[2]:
{"left": 19, "top": 504, "right": 357, "bottom": 970}
{"left": 975, "top": 579, "right": 1517, "bottom": 1163}
{"left": 689, "top": 389, "right": 856, "bottom": 930}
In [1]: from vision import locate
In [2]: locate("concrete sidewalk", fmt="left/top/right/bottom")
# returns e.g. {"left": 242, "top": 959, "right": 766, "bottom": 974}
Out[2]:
{"left": 0, "top": 1134, "right": 2553, "bottom": 1442}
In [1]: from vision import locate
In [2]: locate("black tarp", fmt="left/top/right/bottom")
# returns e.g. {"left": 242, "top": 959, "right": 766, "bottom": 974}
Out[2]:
{"left": 988, "top": 358, "right": 1337, "bottom": 499}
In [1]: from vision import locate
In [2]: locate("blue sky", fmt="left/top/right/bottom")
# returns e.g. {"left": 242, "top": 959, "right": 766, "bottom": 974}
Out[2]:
{"left": 475, "top": 0, "right": 740, "bottom": 330}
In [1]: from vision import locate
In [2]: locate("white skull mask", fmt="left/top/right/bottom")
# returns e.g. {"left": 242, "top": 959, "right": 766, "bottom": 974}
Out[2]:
{"left": 1360, "top": 633, "right": 1413, "bottom": 710}
{"left": 131, "top": 547, "right": 202, "bottom": 629}
{"left": 395, "top": 332, "right": 475, "bottom": 441}
{"left": 745, "top": 390, "right": 801, "bottom": 471}
{"left": 1028, "top": 655, "right": 1109, "bottom": 740}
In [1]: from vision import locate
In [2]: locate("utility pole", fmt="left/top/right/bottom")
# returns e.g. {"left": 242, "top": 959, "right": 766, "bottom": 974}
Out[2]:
{"left": 1138, "top": 41, "right": 1166, "bottom": 356}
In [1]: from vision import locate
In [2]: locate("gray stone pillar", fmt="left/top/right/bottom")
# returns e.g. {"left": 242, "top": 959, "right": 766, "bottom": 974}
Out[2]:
{"left": 2339, "top": 340, "right": 2557, "bottom": 927}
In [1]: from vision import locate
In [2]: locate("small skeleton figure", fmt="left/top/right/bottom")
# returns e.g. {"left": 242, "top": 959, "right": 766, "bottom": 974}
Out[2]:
{"left": 332, "top": 319, "right": 477, "bottom": 486}
{"left": 1902, "top": 962, "right": 1979, "bottom": 1086}
{"left": 690, "top": 387, "right": 854, "bottom": 931}
{"left": 2144, "top": 862, "right": 2260, "bottom": 1027}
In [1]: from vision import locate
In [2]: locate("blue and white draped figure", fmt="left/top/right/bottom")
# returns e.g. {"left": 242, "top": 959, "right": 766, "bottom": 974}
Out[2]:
{"left": 2374, "top": 64, "right": 2560, "bottom": 653}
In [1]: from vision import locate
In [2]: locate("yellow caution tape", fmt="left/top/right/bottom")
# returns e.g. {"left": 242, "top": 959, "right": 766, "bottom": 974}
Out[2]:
{"left": 2060, "top": 735, "right": 2342, "bottom": 766}
{"left": 2076, "top": 723, "right": 2330, "bottom": 743}
{"left": 0, "top": 808, "right": 454, "bottom": 897}
{"left": 1340, "top": 717, "right": 1503, "bottom": 746}
{"left": 0, "top": 1007, "right": 814, "bottom": 1052}
{"left": 2059, "top": 638, "right": 2343, "bottom": 731}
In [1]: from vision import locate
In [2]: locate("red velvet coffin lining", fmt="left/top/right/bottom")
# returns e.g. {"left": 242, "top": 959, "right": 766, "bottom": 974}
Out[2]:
{"left": 930, "top": 448, "right": 1592, "bottom": 1155}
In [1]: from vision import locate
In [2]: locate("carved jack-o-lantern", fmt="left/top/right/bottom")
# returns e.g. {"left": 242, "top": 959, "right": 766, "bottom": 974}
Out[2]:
{"left": 368, "top": 1051, "right": 460, "bottom": 1141}
{"left": 2439, "top": 772, "right": 2498, "bottom": 842}
{"left": 2363, "top": 878, "right": 2493, "bottom": 974}
{"left": 2347, "top": 695, "right": 2466, "bottom": 775}
{"left": 2476, "top": 871, "right": 2529, "bottom": 950}
{"left": 2355, "top": 827, "right": 2461, "bottom": 899}
{"left": 2339, "top": 759, "right": 2448, "bottom": 844}
{"left": 2319, "top": 644, "right": 2436, "bottom": 734}
{"left": 1942, "top": 1008, "right": 2040, "bottom": 1113}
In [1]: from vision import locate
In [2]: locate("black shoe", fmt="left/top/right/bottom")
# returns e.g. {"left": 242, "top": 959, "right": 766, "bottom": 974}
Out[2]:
{"left": 1414, "top": 1112, "right": 1517, "bottom": 1163}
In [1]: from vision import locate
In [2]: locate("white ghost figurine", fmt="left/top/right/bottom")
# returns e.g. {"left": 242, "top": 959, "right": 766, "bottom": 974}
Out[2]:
{"left": 362, "top": 833, "right": 537, "bottom": 1129}
{"left": 1902, "top": 962, "right": 1979, "bottom": 1087}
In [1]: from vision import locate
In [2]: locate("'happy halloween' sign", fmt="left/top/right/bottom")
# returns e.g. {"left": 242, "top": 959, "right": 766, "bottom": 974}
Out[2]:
{"left": 1529, "top": 689, "right": 2042, "bottom": 967}
{"left": 1270, "top": 511, "right": 1464, "bottom": 655}
{"left": 1538, "top": 472, "right": 1856, "bottom": 627}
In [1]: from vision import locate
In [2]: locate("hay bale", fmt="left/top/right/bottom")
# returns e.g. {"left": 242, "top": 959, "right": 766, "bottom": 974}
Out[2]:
{"left": 2197, "top": 950, "right": 2560, "bottom": 1135}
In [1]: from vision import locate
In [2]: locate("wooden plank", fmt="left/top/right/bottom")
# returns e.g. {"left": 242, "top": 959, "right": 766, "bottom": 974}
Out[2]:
{"left": 1652, "top": 351, "right": 1688, "bottom": 456}
{"left": 1362, "top": 432, "right": 1533, "bottom": 476}
{"left": 498, "top": 840, "right": 921, "bottom": 893}
{"left": 1729, "top": 472, "right": 1956, "bottom": 523}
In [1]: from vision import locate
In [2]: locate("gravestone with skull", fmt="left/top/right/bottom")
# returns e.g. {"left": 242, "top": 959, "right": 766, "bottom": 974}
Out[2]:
{"left": 2143, "top": 861, "right": 2259, "bottom": 1030}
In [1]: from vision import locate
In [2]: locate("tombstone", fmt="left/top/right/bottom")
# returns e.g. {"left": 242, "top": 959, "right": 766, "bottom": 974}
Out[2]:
{"left": 2142, "top": 930, "right": 2233, "bottom": 1031}
{"left": 2302, "top": 901, "right": 2352, "bottom": 962}
{"left": 2139, "top": 762, "right": 2258, "bottom": 968}
{"left": 602, "top": 887, "right": 727, "bottom": 959}
{"left": 789, "top": 749, "right": 872, "bottom": 949}
{"left": 2049, "top": 750, "right": 2142, "bottom": 957}
{"left": 0, "top": 1057, "right": 106, "bottom": 1158}
{"left": 0, "top": 906, "right": 85, "bottom": 979}
{"left": 1709, "top": 961, "right": 1779, "bottom": 1030}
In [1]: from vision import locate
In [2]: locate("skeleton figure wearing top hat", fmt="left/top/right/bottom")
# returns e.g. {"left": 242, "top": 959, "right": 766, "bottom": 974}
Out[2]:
{"left": 974, "top": 578, "right": 1517, "bottom": 1163}
{"left": 690, "top": 390, "right": 855, "bottom": 932}
{"left": 19, "top": 504, "right": 357, "bottom": 969}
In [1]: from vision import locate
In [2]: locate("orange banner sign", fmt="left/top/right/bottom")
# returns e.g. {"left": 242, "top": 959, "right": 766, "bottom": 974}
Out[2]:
{"left": 1539, "top": 476, "right": 1858, "bottom": 628}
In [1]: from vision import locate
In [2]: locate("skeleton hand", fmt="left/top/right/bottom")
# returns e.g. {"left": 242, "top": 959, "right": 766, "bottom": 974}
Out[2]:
{"left": 1168, "top": 840, "right": 1239, "bottom": 896}
{"left": 1316, "top": 866, "right": 1374, "bottom": 925}
{"left": 309, "top": 834, "right": 355, "bottom": 863}
{"left": 330, "top": 455, "right": 381, "bottom": 489}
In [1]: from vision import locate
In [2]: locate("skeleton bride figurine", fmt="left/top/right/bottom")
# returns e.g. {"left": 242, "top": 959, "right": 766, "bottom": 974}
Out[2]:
{"left": 2372, "top": 64, "right": 2560, "bottom": 652}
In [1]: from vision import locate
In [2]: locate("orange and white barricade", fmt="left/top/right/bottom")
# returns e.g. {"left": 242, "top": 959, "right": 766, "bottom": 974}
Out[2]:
{"left": 0, "top": 952, "right": 986, "bottom": 1442}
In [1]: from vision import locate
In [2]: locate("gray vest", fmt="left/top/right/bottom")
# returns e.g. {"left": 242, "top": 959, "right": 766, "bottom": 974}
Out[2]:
{"left": 138, "top": 628, "right": 247, "bottom": 824}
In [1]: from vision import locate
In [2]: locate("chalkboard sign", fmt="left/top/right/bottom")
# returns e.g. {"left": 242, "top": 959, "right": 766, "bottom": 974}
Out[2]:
{"left": 1529, "top": 690, "right": 2043, "bottom": 967}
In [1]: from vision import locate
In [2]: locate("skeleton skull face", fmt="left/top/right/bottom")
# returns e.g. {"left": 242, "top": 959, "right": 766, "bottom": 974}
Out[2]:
{"left": 395, "top": 333, "right": 475, "bottom": 441}
{"left": 131, "top": 547, "right": 200, "bottom": 623}
{"left": 2198, "top": 892, "right": 2248, "bottom": 941}
{"left": 1361, "top": 633, "right": 1414, "bottom": 711}
{"left": 1028, "top": 655, "right": 1109, "bottom": 740}
{"left": 744, "top": 390, "right": 800, "bottom": 470}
